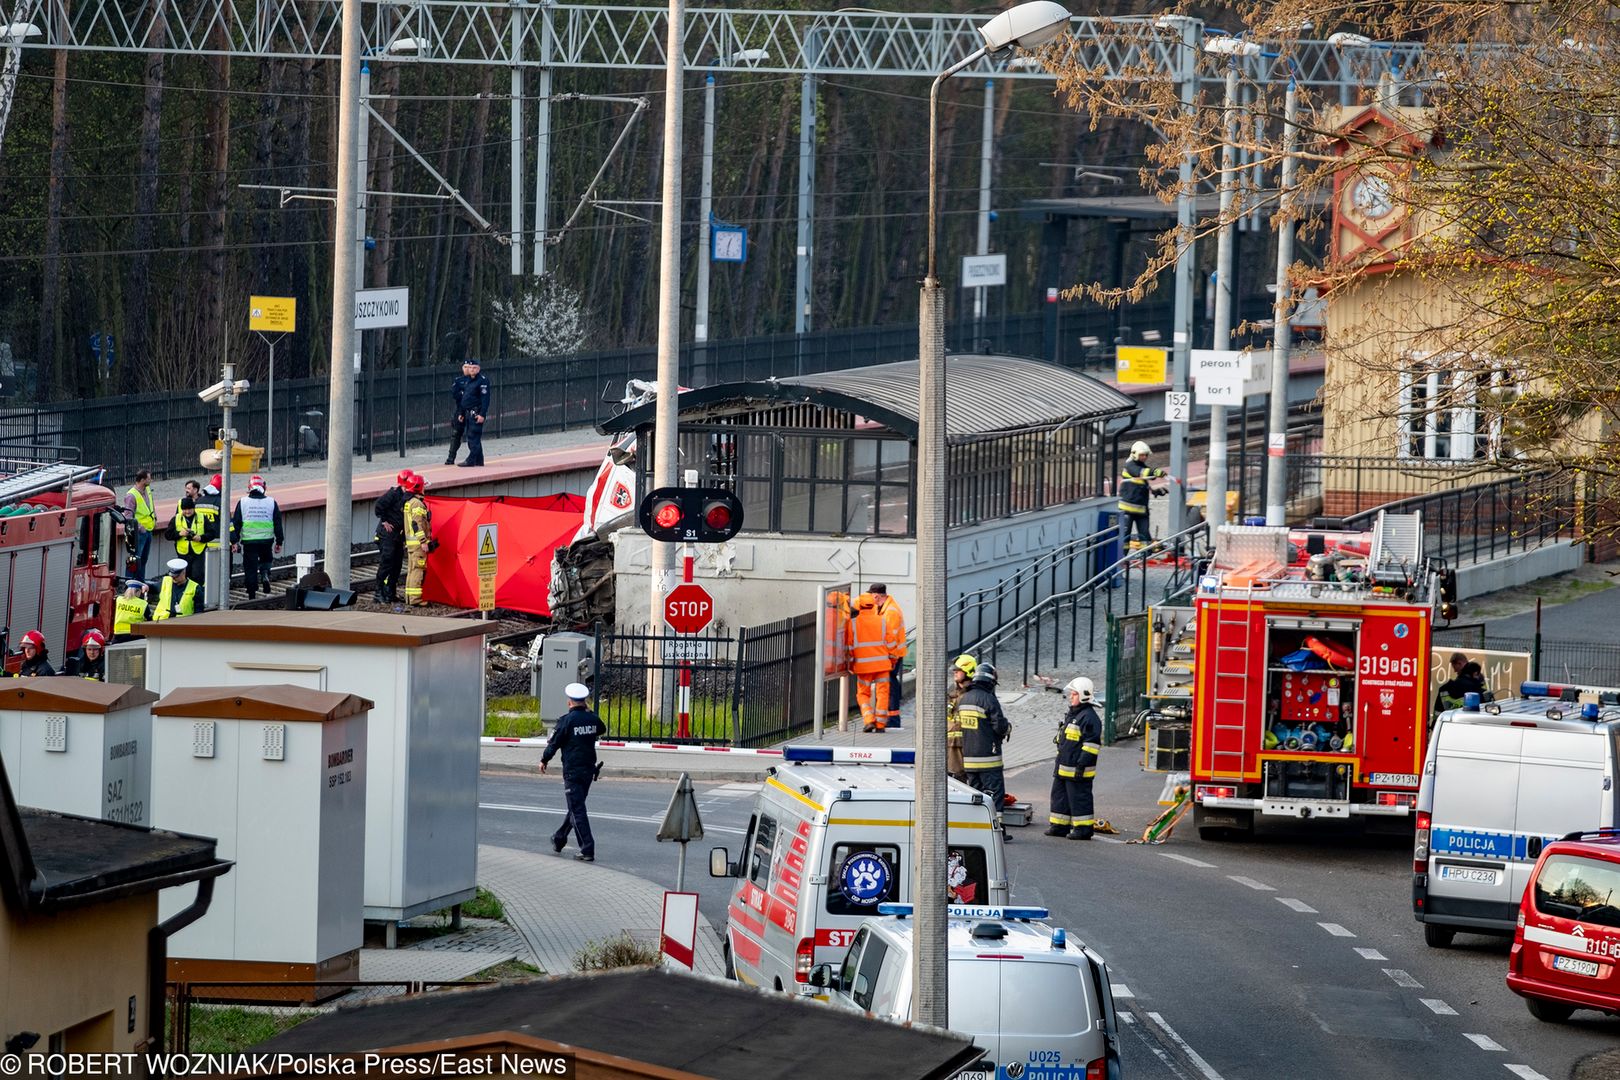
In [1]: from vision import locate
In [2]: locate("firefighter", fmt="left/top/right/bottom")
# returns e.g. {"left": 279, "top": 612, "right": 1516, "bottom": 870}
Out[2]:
{"left": 541, "top": 682, "right": 606, "bottom": 862}
{"left": 113, "top": 579, "right": 150, "bottom": 637}
{"left": 196, "top": 473, "right": 225, "bottom": 585}
{"left": 165, "top": 496, "right": 210, "bottom": 587}
{"left": 373, "top": 469, "right": 413, "bottom": 604}
{"left": 870, "top": 584, "right": 907, "bottom": 730}
{"left": 402, "top": 475, "right": 436, "bottom": 607}
{"left": 847, "top": 591, "right": 893, "bottom": 732}
{"left": 1047, "top": 676, "right": 1103, "bottom": 840}
{"left": 154, "top": 558, "right": 199, "bottom": 621}
{"left": 231, "top": 475, "right": 284, "bottom": 600}
{"left": 1119, "top": 440, "right": 1168, "bottom": 548}
{"left": 447, "top": 360, "right": 492, "bottom": 467}
{"left": 947, "top": 654, "right": 977, "bottom": 782}
{"left": 9, "top": 630, "right": 54, "bottom": 676}
{"left": 64, "top": 629, "right": 107, "bottom": 681}
{"left": 1434, "top": 659, "right": 1488, "bottom": 717}
{"left": 957, "top": 661, "right": 1012, "bottom": 834}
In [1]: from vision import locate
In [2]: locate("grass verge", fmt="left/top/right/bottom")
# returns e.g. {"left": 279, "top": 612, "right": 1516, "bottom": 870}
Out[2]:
{"left": 473, "top": 958, "right": 544, "bottom": 981}
{"left": 486, "top": 694, "right": 544, "bottom": 738}
{"left": 185, "top": 1006, "right": 318, "bottom": 1053}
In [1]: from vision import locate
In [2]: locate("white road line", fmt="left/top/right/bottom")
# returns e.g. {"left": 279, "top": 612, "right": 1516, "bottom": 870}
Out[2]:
{"left": 479, "top": 802, "right": 749, "bottom": 835}
{"left": 1504, "top": 1066, "right": 1551, "bottom": 1080}
{"left": 1147, "top": 1012, "right": 1226, "bottom": 1080}
{"left": 1464, "top": 1034, "right": 1507, "bottom": 1052}
{"left": 1097, "top": 836, "right": 1128, "bottom": 844}
{"left": 1160, "top": 852, "right": 1217, "bottom": 868}
{"left": 1119, "top": 1012, "right": 1136, "bottom": 1025}
{"left": 1227, "top": 875, "right": 1275, "bottom": 891}
{"left": 1318, "top": 922, "right": 1356, "bottom": 938}
{"left": 1419, "top": 999, "right": 1457, "bottom": 1016}
{"left": 1354, "top": 947, "right": 1387, "bottom": 960}
{"left": 1112, "top": 984, "right": 1135, "bottom": 998}
{"left": 1276, "top": 897, "right": 1317, "bottom": 913}
{"left": 1383, "top": 969, "right": 1423, "bottom": 988}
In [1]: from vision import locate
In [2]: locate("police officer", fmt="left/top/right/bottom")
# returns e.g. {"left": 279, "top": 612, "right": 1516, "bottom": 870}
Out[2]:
{"left": 64, "top": 629, "right": 107, "bottom": 680}
{"left": 1119, "top": 440, "right": 1168, "bottom": 548}
{"left": 402, "top": 475, "right": 435, "bottom": 606}
{"left": 541, "top": 683, "right": 606, "bottom": 862}
{"left": 9, "top": 630, "right": 54, "bottom": 677}
{"left": 957, "top": 662, "right": 1012, "bottom": 836}
{"left": 446, "top": 360, "right": 492, "bottom": 467}
{"left": 231, "top": 475, "right": 284, "bottom": 600}
{"left": 373, "top": 470, "right": 413, "bottom": 604}
{"left": 154, "top": 558, "right": 200, "bottom": 621}
{"left": 947, "top": 654, "right": 976, "bottom": 783}
{"left": 113, "top": 579, "right": 150, "bottom": 638}
{"left": 1047, "top": 676, "right": 1103, "bottom": 840}
{"left": 165, "top": 496, "right": 209, "bottom": 587}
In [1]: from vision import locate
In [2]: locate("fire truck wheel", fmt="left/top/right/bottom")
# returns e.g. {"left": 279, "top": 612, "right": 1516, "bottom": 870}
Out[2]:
{"left": 1423, "top": 923, "right": 1456, "bottom": 949}
{"left": 723, "top": 942, "right": 735, "bottom": 980}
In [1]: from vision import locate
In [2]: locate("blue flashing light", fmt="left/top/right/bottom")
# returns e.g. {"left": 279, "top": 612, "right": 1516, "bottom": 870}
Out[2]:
{"left": 1463, "top": 692, "right": 1481, "bottom": 711}
{"left": 1051, "top": 927, "right": 1067, "bottom": 950}
{"left": 1583, "top": 702, "right": 1601, "bottom": 720}
{"left": 873, "top": 903, "right": 1052, "bottom": 921}
{"left": 877, "top": 903, "right": 913, "bottom": 917}
{"left": 783, "top": 746, "right": 916, "bottom": 765}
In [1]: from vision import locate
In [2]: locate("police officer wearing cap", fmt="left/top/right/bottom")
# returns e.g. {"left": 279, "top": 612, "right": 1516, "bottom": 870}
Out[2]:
{"left": 114, "top": 579, "right": 150, "bottom": 638}
{"left": 446, "top": 360, "right": 491, "bottom": 467}
{"left": 541, "top": 682, "right": 605, "bottom": 862}
{"left": 154, "top": 558, "right": 200, "bottom": 620}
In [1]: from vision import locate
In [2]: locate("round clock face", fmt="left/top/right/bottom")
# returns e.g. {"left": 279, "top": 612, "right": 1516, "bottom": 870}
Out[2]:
{"left": 1352, "top": 174, "right": 1395, "bottom": 219}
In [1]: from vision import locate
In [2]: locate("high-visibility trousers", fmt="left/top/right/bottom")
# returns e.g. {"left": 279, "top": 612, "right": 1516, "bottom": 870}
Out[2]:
{"left": 404, "top": 545, "right": 429, "bottom": 605}
{"left": 856, "top": 674, "right": 890, "bottom": 731}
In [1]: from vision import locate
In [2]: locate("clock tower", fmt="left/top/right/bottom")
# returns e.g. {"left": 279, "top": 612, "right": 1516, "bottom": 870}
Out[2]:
{"left": 1329, "top": 106, "right": 1440, "bottom": 267}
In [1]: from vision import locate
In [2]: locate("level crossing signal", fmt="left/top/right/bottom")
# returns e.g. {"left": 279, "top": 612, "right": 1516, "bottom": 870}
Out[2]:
{"left": 637, "top": 487, "right": 745, "bottom": 543}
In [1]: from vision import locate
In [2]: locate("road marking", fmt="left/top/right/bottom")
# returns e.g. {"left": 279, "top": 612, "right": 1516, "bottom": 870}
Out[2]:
{"left": 1227, "top": 875, "right": 1275, "bottom": 891}
{"left": 1464, "top": 1034, "right": 1507, "bottom": 1052}
{"left": 479, "top": 802, "right": 748, "bottom": 835}
{"left": 1419, "top": 999, "right": 1457, "bottom": 1015}
{"left": 1119, "top": 1012, "right": 1136, "bottom": 1025}
{"left": 1276, "top": 898, "right": 1317, "bottom": 913}
{"left": 1383, "top": 969, "right": 1422, "bottom": 988}
{"left": 1112, "top": 984, "right": 1135, "bottom": 998}
{"left": 1160, "top": 852, "right": 1217, "bottom": 868}
{"left": 1504, "top": 1066, "right": 1550, "bottom": 1080}
{"left": 708, "top": 783, "right": 761, "bottom": 798}
{"left": 1097, "top": 836, "right": 1128, "bottom": 844}
{"left": 1354, "top": 947, "right": 1387, "bottom": 960}
{"left": 1318, "top": 922, "right": 1356, "bottom": 937}
{"left": 1147, "top": 1012, "right": 1225, "bottom": 1080}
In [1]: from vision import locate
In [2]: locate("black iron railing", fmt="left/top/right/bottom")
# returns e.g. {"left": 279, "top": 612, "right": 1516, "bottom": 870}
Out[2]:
{"left": 1344, "top": 470, "right": 1576, "bottom": 566}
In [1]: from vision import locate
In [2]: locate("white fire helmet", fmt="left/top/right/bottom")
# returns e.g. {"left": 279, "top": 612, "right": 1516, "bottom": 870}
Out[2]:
{"left": 1066, "top": 677, "right": 1095, "bottom": 703}
{"left": 1130, "top": 441, "right": 1151, "bottom": 460}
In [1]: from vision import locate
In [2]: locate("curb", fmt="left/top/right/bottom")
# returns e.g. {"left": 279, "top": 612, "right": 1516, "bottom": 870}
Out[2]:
{"left": 479, "top": 761, "right": 771, "bottom": 783}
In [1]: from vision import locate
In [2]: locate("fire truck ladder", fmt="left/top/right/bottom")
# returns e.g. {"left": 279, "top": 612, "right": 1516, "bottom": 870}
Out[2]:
{"left": 1369, "top": 511, "right": 1424, "bottom": 579}
{"left": 0, "top": 462, "right": 102, "bottom": 505}
{"left": 1208, "top": 583, "right": 1260, "bottom": 780}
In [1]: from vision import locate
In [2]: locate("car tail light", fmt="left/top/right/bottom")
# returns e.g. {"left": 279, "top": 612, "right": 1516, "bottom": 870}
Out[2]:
{"left": 1414, "top": 811, "right": 1431, "bottom": 874}
{"left": 1376, "top": 791, "right": 1416, "bottom": 808}
{"left": 1196, "top": 785, "right": 1236, "bottom": 803}
{"left": 1086, "top": 1057, "right": 1107, "bottom": 1080}
{"left": 795, "top": 937, "right": 815, "bottom": 982}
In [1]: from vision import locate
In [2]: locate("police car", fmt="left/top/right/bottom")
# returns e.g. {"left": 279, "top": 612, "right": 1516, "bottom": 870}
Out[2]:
{"left": 811, "top": 904, "right": 1122, "bottom": 1080}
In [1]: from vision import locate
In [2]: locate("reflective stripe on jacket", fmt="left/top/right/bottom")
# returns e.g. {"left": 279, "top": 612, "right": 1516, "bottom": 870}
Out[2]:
{"left": 404, "top": 496, "right": 433, "bottom": 548}
{"left": 239, "top": 494, "right": 279, "bottom": 542}
{"left": 1118, "top": 458, "right": 1166, "bottom": 513}
{"left": 846, "top": 594, "right": 891, "bottom": 676}
{"left": 957, "top": 683, "right": 1007, "bottom": 770}
{"left": 877, "top": 597, "right": 907, "bottom": 662}
{"left": 170, "top": 512, "right": 206, "bottom": 555}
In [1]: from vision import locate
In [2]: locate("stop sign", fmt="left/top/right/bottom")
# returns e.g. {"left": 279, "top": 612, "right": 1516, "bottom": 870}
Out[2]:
{"left": 664, "top": 583, "right": 714, "bottom": 634}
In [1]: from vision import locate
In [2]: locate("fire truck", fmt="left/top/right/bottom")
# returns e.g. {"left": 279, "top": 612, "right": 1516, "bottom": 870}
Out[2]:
{"left": 1147, "top": 511, "right": 1457, "bottom": 840}
{"left": 0, "top": 459, "right": 124, "bottom": 669}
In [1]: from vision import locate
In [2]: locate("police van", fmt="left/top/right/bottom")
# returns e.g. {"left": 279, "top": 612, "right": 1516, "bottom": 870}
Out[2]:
{"left": 710, "top": 746, "right": 1010, "bottom": 993}
{"left": 812, "top": 904, "right": 1122, "bottom": 1080}
{"left": 1414, "top": 683, "right": 1620, "bottom": 947}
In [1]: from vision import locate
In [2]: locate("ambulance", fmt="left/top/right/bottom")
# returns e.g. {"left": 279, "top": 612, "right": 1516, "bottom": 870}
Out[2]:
{"left": 710, "top": 745, "right": 1010, "bottom": 993}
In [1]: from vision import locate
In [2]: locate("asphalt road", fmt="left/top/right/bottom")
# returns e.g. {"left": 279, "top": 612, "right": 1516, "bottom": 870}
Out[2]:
{"left": 478, "top": 766, "right": 1618, "bottom": 1080}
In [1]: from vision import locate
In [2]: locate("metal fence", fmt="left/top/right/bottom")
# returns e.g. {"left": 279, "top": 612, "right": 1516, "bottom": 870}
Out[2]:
{"left": 1433, "top": 629, "right": 1620, "bottom": 687}
{"left": 591, "top": 613, "right": 816, "bottom": 747}
{"left": 1344, "top": 470, "right": 1577, "bottom": 567}
{"left": 166, "top": 980, "right": 490, "bottom": 1053}
{"left": 1105, "top": 611, "right": 1151, "bottom": 744}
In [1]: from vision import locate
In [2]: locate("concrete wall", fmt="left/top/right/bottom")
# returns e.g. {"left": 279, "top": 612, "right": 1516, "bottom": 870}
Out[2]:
{"left": 1, "top": 891, "right": 157, "bottom": 1054}
{"left": 1455, "top": 540, "right": 1585, "bottom": 601}
{"left": 612, "top": 496, "right": 1115, "bottom": 631}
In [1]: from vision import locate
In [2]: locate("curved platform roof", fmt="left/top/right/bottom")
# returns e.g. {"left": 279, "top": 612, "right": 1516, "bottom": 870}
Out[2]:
{"left": 600, "top": 355, "right": 1138, "bottom": 443}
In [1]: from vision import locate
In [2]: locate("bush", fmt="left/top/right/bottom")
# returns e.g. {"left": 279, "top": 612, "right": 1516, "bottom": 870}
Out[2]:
{"left": 573, "top": 932, "right": 662, "bottom": 972}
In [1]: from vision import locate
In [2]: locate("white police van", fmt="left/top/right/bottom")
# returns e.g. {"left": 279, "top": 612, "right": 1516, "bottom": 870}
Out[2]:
{"left": 710, "top": 746, "right": 1010, "bottom": 993}
{"left": 1414, "top": 682, "right": 1620, "bottom": 946}
{"left": 813, "top": 903, "right": 1122, "bottom": 1080}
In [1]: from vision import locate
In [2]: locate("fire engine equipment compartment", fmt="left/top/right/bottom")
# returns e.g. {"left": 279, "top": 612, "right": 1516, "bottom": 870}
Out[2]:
{"left": 0, "top": 680, "right": 157, "bottom": 826}
{"left": 137, "top": 610, "right": 490, "bottom": 933}
{"left": 1191, "top": 513, "right": 1442, "bottom": 839}
{"left": 149, "top": 685, "right": 370, "bottom": 999}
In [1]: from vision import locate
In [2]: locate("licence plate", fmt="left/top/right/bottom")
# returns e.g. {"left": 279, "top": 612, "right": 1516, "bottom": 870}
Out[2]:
{"left": 1438, "top": 864, "right": 1501, "bottom": 885}
{"left": 952, "top": 1069, "right": 991, "bottom": 1080}
{"left": 1553, "top": 954, "right": 1601, "bottom": 978}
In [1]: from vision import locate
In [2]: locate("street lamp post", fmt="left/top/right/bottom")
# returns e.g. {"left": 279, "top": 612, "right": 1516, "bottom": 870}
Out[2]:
{"left": 915, "top": 0, "right": 1070, "bottom": 1030}
{"left": 0, "top": 21, "right": 42, "bottom": 160}
{"left": 1265, "top": 72, "right": 1299, "bottom": 526}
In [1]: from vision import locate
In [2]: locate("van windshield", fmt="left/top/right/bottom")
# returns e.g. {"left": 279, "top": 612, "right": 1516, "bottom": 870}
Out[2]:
{"left": 1534, "top": 854, "right": 1620, "bottom": 928}
{"left": 997, "top": 961, "right": 1094, "bottom": 1038}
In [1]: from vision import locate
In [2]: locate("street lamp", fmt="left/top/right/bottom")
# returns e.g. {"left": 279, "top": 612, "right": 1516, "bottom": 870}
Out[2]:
{"left": 914, "top": 0, "right": 1069, "bottom": 1031}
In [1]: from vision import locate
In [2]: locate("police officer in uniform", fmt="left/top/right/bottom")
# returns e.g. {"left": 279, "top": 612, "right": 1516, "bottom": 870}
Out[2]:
{"left": 165, "top": 496, "right": 209, "bottom": 587}
{"left": 373, "top": 470, "right": 413, "bottom": 604}
{"left": 64, "top": 629, "right": 107, "bottom": 680}
{"left": 231, "top": 475, "right": 284, "bottom": 600}
{"left": 956, "top": 662, "right": 1012, "bottom": 836}
{"left": 1119, "top": 440, "right": 1168, "bottom": 548}
{"left": 446, "top": 360, "right": 492, "bottom": 467}
{"left": 541, "top": 683, "right": 606, "bottom": 862}
{"left": 113, "top": 579, "right": 150, "bottom": 638}
{"left": 154, "top": 558, "right": 200, "bottom": 621}
{"left": 1047, "top": 676, "right": 1103, "bottom": 840}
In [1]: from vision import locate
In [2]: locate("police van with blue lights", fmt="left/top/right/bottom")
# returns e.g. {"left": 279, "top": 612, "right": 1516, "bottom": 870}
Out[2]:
{"left": 1414, "top": 682, "right": 1620, "bottom": 947}
{"left": 710, "top": 745, "right": 1010, "bottom": 994}
{"left": 810, "top": 903, "right": 1121, "bottom": 1080}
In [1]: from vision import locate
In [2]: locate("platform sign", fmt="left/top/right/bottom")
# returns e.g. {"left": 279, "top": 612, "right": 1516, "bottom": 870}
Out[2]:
{"left": 248, "top": 295, "right": 296, "bottom": 333}
{"left": 1192, "top": 349, "right": 1249, "bottom": 405}
{"left": 476, "top": 523, "right": 498, "bottom": 612}
{"left": 354, "top": 286, "right": 409, "bottom": 330}
{"left": 961, "top": 253, "right": 1007, "bottom": 288}
{"left": 1116, "top": 346, "right": 1168, "bottom": 385}
{"left": 1164, "top": 391, "right": 1192, "bottom": 424}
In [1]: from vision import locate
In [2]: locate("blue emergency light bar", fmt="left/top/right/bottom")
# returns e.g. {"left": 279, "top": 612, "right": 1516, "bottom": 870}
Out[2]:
{"left": 876, "top": 903, "right": 1051, "bottom": 921}
{"left": 783, "top": 746, "right": 916, "bottom": 765}
{"left": 1521, "top": 682, "right": 1620, "bottom": 706}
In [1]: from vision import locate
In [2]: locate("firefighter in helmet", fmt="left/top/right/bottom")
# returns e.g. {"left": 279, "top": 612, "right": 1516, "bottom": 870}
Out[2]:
{"left": 9, "top": 630, "right": 54, "bottom": 677}
{"left": 956, "top": 661, "right": 1011, "bottom": 834}
{"left": 946, "top": 654, "right": 977, "bottom": 782}
{"left": 402, "top": 474, "right": 437, "bottom": 607}
{"left": 65, "top": 629, "right": 107, "bottom": 681}
{"left": 1119, "top": 440, "right": 1168, "bottom": 548}
{"left": 1047, "top": 676, "right": 1103, "bottom": 839}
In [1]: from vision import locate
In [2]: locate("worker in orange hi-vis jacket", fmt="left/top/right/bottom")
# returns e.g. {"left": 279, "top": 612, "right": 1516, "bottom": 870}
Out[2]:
{"left": 846, "top": 591, "right": 893, "bottom": 732}
{"left": 870, "top": 583, "right": 907, "bottom": 730}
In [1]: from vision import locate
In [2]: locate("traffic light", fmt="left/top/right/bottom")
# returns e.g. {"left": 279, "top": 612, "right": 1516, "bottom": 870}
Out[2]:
{"left": 637, "top": 486, "right": 745, "bottom": 543}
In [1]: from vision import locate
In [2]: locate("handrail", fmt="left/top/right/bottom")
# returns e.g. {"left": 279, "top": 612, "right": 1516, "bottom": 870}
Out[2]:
{"left": 1342, "top": 469, "right": 1576, "bottom": 567}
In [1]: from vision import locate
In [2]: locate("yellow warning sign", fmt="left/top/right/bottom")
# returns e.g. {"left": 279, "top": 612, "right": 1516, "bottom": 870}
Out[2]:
{"left": 479, "top": 577, "right": 496, "bottom": 612}
{"left": 475, "top": 523, "right": 498, "bottom": 611}
{"left": 248, "top": 295, "right": 297, "bottom": 334}
{"left": 479, "top": 532, "right": 496, "bottom": 558}
{"left": 1116, "top": 346, "right": 1168, "bottom": 385}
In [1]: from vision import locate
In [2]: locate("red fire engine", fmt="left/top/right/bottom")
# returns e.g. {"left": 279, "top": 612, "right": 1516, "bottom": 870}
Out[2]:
{"left": 1149, "top": 511, "right": 1457, "bottom": 840}
{"left": 0, "top": 460, "right": 124, "bottom": 669}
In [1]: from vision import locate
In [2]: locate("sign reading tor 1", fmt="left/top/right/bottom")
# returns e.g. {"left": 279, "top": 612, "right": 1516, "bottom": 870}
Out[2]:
{"left": 664, "top": 583, "right": 714, "bottom": 635}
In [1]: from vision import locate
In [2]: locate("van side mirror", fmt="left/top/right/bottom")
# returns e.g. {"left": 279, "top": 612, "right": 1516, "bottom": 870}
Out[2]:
{"left": 709, "top": 847, "right": 736, "bottom": 878}
{"left": 807, "top": 963, "right": 837, "bottom": 990}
